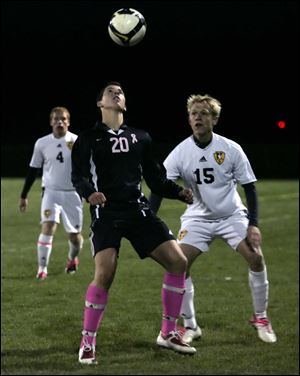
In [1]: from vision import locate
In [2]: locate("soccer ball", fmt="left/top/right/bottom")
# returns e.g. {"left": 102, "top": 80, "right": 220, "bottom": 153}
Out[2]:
{"left": 108, "top": 8, "right": 146, "bottom": 47}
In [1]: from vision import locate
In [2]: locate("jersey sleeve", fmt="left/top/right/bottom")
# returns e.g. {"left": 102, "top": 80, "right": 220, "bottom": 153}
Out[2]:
{"left": 147, "top": 144, "right": 183, "bottom": 212}
{"left": 141, "top": 133, "right": 183, "bottom": 199}
{"left": 163, "top": 147, "right": 181, "bottom": 181}
{"left": 71, "top": 132, "right": 96, "bottom": 200}
{"left": 232, "top": 144, "right": 257, "bottom": 185}
{"left": 148, "top": 192, "right": 163, "bottom": 214}
{"left": 29, "top": 140, "right": 44, "bottom": 168}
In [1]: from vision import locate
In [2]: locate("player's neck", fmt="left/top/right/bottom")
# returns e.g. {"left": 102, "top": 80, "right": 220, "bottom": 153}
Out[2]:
{"left": 53, "top": 131, "right": 67, "bottom": 139}
{"left": 193, "top": 133, "right": 213, "bottom": 146}
{"left": 102, "top": 110, "right": 124, "bottom": 131}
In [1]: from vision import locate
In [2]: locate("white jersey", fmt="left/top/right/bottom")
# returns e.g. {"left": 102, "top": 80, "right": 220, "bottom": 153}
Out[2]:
{"left": 164, "top": 133, "right": 256, "bottom": 220}
{"left": 30, "top": 131, "right": 78, "bottom": 191}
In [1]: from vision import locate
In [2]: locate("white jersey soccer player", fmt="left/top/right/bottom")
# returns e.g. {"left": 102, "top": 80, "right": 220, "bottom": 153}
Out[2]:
{"left": 19, "top": 107, "right": 84, "bottom": 280}
{"left": 164, "top": 132, "right": 256, "bottom": 222}
{"left": 30, "top": 132, "right": 79, "bottom": 191}
{"left": 30, "top": 131, "right": 83, "bottom": 229}
{"left": 148, "top": 94, "right": 276, "bottom": 344}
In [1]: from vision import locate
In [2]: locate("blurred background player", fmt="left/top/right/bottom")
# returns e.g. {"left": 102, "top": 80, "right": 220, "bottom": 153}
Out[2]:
{"left": 19, "top": 106, "right": 84, "bottom": 280}
{"left": 148, "top": 94, "right": 277, "bottom": 344}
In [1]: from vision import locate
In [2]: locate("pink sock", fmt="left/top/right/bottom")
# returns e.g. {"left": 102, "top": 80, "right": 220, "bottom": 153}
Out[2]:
{"left": 161, "top": 272, "right": 185, "bottom": 336}
{"left": 81, "top": 284, "right": 108, "bottom": 346}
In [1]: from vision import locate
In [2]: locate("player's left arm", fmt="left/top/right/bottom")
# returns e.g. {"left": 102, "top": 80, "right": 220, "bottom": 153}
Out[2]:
{"left": 148, "top": 192, "right": 163, "bottom": 214}
{"left": 242, "top": 182, "right": 262, "bottom": 251}
{"left": 141, "top": 133, "right": 192, "bottom": 203}
{"left": 19, "top": 167, "right": 41, "bottom": 212}
{"left": 147, "top": 146, "right": 181, "bottom": 213}
{"left": 71, "top": 133, "right": 96, "bottom": 201}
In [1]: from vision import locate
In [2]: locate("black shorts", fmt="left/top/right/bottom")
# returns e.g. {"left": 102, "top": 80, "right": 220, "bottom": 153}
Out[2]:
{"left": 89, "top": 208, "right": 175, "bottom": 259}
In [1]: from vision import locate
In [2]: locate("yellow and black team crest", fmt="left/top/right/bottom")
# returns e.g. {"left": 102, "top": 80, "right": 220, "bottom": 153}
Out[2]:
{"left": 44, "top": 209, "right": 52, "bottom": 218}
{"left": 214, "top": 151, "right": 225, "bottom": 165}
{"left": 177, "top": 229, "right": 188, "bottom": 241}
{"left": 66, "top": 141, "right": 74, "bottom": 150}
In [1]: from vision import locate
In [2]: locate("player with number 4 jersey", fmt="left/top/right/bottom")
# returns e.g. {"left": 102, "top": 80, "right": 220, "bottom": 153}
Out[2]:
{"left": 30, "top": 131, "right": 78, "bottom": 191}
{"left": 19, "top": 107, "right": 84, "bottom": 280}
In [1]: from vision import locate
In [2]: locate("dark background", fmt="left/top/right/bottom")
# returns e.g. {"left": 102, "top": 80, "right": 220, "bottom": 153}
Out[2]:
{"left": 1, "top": 0, "right": 299, "bottom": 177}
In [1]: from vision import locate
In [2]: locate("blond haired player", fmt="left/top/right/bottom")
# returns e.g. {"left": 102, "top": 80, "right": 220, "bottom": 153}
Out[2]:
{"left": 149, "top": 94, "right": 277, "bottom": 344}
{"left": 19, "top": 107, "right": 84, "bottom": 280}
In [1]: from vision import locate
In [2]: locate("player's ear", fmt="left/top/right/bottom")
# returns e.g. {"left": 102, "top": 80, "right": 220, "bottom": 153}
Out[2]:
{"left": 97, "top": 100, "right": 103, "bottom": 109}
{"left": 212, "top": 116, "right": 219, "bottom": 126}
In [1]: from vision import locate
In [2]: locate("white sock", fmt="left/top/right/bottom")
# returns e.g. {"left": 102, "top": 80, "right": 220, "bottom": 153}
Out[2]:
{"left": 68, "top": 236, "right": 83, "bottom": 260}
{"left": 37, "top": 234, "right": 53, "bottom": 273}
{"left": 248, "top": 267, "right": 269, "bottom": 319}
{"left": 180, "top": 276, "right": 197, "bottom": 329}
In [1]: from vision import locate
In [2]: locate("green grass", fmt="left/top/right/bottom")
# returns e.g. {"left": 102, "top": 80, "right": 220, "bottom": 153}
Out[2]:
{"left": 1, "top": 178, "right": 299, "bottom": 375}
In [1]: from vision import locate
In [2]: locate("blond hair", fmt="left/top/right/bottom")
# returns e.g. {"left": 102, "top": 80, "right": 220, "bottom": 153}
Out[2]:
{"left": 187, "top": 94, "right": 221, "bottom": 118}
{"left": 49, "top": 106, "right": 70, "bottom": 121}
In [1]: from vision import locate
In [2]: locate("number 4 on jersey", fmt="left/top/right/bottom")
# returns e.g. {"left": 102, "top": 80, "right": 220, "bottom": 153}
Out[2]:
{"left": 56, "top": 151, "right": 64, "bottom": 163}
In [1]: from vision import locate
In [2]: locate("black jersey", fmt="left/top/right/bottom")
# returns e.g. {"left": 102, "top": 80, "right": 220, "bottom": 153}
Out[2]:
{"left": 71, "top": 121, "right": 183, "bottom": 215}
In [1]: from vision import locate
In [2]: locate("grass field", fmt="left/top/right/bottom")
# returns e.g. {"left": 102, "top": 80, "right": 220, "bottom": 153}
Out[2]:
{"left": 1, "top": 178, "right": 299, "bottom": 375}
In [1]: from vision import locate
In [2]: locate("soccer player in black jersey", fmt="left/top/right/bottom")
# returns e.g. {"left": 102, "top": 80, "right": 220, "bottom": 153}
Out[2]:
{"left": 72, "top": 82, "right": 197, "bottom": 364}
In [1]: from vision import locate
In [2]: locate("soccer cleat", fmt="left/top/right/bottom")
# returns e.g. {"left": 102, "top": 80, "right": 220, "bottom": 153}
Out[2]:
{"left": 156, "top": 330, "right": 196, "bottom": 354}
{"left": 36, "top": 271, "right": 47, "bottom": 280}
{"left": 65, "top": 257, "right": 79, "bottom": 274}
{"left": 78, "top": 340, "right": 97, "bottom": 365}
{"left": 178, "top": 325, "right": 202, "bottom": 344}
{"left": 249, "top": 315, "right": 277, "bottom": 343}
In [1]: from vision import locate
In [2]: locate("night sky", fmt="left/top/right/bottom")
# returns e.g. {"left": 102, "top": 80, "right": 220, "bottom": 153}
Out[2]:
{"left": 1, "top": 0, "right": 299, "bottom": 146}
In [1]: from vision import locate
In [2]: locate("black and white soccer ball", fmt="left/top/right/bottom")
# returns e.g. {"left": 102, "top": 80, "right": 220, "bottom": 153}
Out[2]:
{"left": 108, "top": 8, "right": 146, "bottom": 47}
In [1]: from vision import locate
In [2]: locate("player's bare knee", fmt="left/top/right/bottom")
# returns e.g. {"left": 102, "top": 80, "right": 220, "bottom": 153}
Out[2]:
{"left": 169, "top": 253, "right": 187, "bottom": 274}
{"left": 69, "top": 233, "right": 82, "bottom": 246}
{"left": 179, "top": 253, "right": 188, "bottom": 271}
{"left": 249, "top": 253, "right": 264, "bottom": 271}
{"left": 93, "top": 270, "right": 114, "bottom": 290}
{"left": 42, "top": 221, "right": 56, "bottom": 235}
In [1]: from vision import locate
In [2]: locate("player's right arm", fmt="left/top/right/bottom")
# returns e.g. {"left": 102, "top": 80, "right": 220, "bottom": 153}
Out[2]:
{"left": 19, "top": 167, "right": 40, "bottom": 212}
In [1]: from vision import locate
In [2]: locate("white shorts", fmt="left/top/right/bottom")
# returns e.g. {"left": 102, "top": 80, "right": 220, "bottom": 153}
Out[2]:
{"left": 177, "top": 211, "right": 248, "bottom": 252}
{"left": 41, "top": 189, "right": 83, "bottom": 233}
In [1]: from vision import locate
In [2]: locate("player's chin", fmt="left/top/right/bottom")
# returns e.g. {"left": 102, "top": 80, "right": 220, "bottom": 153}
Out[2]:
{"left": 54, "top": 129, "right": 66, "bottom": 136}
{"left": 193, "top": 125, "right": 205, "bottom": 134}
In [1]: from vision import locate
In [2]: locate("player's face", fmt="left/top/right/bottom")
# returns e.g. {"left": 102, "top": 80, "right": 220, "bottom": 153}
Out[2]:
{"left": 188, "top": 102, "right": 218, "bottom": 141}
{"left": 50, "top": 111, "right": 70, "bottom": 138}
{"left": 98, "top": 85, "right": 126, "bottom": 112}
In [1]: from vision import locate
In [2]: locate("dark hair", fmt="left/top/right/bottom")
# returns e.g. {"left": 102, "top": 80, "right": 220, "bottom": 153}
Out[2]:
{"left": 96, "top": 81, "right": 123, "bottom": 102}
